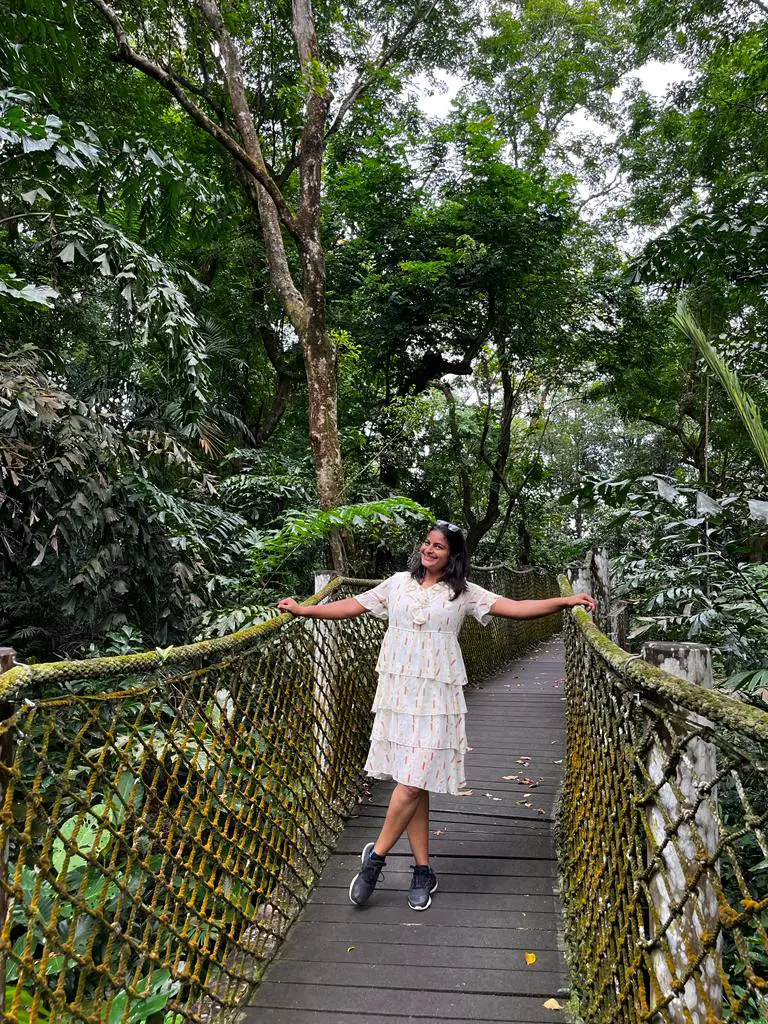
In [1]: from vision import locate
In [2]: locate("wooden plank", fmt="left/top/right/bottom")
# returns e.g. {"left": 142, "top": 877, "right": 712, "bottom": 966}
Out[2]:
{"left": 299, "top": 902, "right": 558, "bottom": 931}
{"left": 274, "top": 937, "right": 564, "bottom": 972}
{"left": 349, "top": 810, "right": 556, "bottom": 831}
{"left": 244, "top": 638, "right": 570, "bottom": 1022}
{"left": 279, "top": 920, "right": 563, "bottom": 951}
{"left": 265, "top": 960, "right": 563, "bottom": 997}
{"left": 334, "top": 836, "right": 556, "bottom": 860}
{"left": 344, "top": 820, "right": 554, "bottom": 839}
{"left": 246, "top": 982, "right": 566, "bottom": 1021}
{"left": 307, "top": 889, "right": 558, "bottom": 913}
{"left": 322, "top": 853, "right": 557, "bottom": 877}
{"left": 360, "top": 795, "right": 558, "bottom": 822}
{"left": 318, "top": 870, "right": 559, "bottom": 896}
{"left": 246, "top": 1010, "right": 561, "bottom": 1024}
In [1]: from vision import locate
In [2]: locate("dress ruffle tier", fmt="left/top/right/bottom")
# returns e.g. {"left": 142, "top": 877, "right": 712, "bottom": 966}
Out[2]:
{"left": 356, "top": 572, "right": 499, "bottom": 795}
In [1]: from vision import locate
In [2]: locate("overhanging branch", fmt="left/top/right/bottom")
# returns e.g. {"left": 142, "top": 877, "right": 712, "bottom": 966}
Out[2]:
{"left": 88, "top": 0, "right": 301, "bottom": 243}
{"left": 326, "top": 0, "right": 441, "bottom": 139}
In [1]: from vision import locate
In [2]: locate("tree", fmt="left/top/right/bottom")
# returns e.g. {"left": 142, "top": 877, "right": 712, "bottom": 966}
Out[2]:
{"left": 469, "top": 0, "right": 632, "bottom": 174}
{"left": 84, "top": 0, "right": 475, "bottom": 566}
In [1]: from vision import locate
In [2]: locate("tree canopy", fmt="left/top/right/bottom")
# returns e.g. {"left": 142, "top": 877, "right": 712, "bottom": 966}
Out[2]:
{"left": 0, "top": 0, "right": 765, "bottom": 684}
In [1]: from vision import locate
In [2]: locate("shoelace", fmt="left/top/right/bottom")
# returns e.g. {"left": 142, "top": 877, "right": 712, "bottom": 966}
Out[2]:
{"left": 410, "top": 865, "right": 432, "bottom": 889}
{"left": 360, "top": 860, "right": 385, "bottom": 884}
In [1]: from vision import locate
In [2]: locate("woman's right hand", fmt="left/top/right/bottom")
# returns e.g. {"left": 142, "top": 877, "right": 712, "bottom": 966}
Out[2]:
{"left": 277, "top": 597, "right": 305, "bottom": 616}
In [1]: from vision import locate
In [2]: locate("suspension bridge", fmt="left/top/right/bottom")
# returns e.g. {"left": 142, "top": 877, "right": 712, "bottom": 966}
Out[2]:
{"left": 1, "top": 567, "right": 767, "bottom": 1023}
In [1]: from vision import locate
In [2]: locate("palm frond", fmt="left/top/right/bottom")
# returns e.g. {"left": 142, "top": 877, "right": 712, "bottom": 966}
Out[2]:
{"left": 673, "top": 300, "right": 768, "bottom": 474}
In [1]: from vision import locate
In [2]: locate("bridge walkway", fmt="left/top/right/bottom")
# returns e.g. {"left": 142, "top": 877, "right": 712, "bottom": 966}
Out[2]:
{"left": 244, "top": 636, "right": 569, "bottom": 1023}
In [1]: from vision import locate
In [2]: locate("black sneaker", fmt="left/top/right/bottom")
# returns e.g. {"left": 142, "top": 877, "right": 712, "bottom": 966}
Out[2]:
{"left": 408, "top": 864, "right": 438, "bottom": 911}
{"left": 349, "top": 841, "right": 385, "bottom": 906}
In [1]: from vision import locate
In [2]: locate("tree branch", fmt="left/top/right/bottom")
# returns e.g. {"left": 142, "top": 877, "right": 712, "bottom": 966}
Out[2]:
{"left": 401, "top": 304, "right": 494, "bottom": 394}
{"left": 88, "top": 0, "right": 301, "bottom": 242}
{"left": 437, "top": 382, "right": 476, "bottom": 530}
{"left": 325, "top": 0, "right": 441, "bottom": 139}
{"left": 234, "top": 163, "right": 307, "bottom": 332}
{"left": 576, "top": 170, "right": 623, "bottom": 212}
{"left": 162, "top": 61, "right": 228, "bottom": 126}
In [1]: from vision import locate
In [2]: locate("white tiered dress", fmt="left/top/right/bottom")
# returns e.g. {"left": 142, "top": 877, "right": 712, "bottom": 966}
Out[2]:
{"left": 355, "top": 572, "right": 501, "bottom": 795}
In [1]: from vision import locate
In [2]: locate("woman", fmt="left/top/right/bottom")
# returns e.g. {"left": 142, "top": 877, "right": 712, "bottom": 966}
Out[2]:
{"left": 277, "top": 522, "right": 596, "bottom": 912}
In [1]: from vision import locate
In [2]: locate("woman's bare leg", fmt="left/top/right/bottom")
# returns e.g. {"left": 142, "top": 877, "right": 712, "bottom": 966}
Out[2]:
{"left": 406, "top": 789, "right": 430, "bottom": 864}
{"left": 373, "top": 783, "right": 426, "bottom": 856}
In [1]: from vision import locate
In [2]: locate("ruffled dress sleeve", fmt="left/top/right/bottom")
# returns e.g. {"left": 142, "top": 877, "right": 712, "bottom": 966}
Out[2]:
{"left": 464, "top": 580, "right": 501, "bottom": 626}
{"left": 355, "top": 574, "right": 396, "bottom": 620}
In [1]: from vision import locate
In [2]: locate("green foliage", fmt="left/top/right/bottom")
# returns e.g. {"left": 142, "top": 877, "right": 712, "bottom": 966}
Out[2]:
{"left": 471, "top": 0, "right": 631, "bottom": 169}
{"left": 572, "top": 473, "right": 768, "bottom": 679}
{"left": 674, "top": 302, "right": 768, "bottom": 474}
{"left": 248, "top": 496, "right": 433, "bottom": 580}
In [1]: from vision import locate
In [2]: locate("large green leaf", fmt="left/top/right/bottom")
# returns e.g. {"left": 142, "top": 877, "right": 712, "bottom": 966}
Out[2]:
{"left": 674, "top": 301, "right": 768, "bottom": 475}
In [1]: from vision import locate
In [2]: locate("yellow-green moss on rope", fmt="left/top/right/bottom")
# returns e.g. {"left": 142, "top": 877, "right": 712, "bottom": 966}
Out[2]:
{"left": 557, "top": 574, "right": 768, "bottom": 1023}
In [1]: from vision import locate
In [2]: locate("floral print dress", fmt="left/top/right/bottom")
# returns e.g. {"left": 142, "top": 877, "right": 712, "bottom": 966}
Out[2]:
{"left": 355, "top": 572, "right": 500, "bottom": 795}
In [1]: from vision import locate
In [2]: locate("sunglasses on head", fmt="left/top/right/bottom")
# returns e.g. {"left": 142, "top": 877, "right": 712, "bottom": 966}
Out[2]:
{"left": 434, "top": 520, "right": 462, "bottom": 533}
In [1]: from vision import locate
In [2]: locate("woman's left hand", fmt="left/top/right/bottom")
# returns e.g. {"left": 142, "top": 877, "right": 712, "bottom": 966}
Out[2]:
{"left": 567, "top": 593, "right": 597, "bottom": 613}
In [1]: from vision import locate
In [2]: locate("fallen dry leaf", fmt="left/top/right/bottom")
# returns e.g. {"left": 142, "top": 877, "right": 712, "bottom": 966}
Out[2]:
{"left": 521, "top": 777, "right": 540, "bottom": 788}
{"left": 543, "top": 998, "right": 562, "bottom": 1010}
{"left": 525, "top": 952, "right": 537, "bottom": 965}
{"left": 347, "top": 946, "right": 355, "bottom": 952}
{"left": 501, "top": 774, "right": 519, "bottom": 781}
{"left": 431, "top": 829, "right": 447, "bottom": 837}
{"left": 553, "top": 759, "right": 563, "bottom": 765}
{"left": 537, "top": 808, "right": 546, "bottom": 815}
{"left": 516, "top": 799, "right": 533, "bottom": 807}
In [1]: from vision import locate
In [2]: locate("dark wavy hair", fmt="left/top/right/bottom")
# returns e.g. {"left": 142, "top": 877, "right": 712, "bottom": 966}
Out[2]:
{"left": 409, "top": 522, "right": 469, "bottom": 600}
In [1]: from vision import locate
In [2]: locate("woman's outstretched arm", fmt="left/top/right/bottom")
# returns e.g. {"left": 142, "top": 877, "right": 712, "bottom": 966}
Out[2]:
{"left": 277, "top": 597, "right": 369, "bottom": 620}
{"left": 490, "top": 593, "right": 596, "bottom": 620}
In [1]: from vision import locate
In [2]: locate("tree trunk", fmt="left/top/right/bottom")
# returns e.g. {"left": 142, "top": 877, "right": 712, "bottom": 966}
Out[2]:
{"left": 301, "top": 273, "right": 346, "bottom": 566}
{"left": 90, "top": 0, "right": 444, "bottom": 570}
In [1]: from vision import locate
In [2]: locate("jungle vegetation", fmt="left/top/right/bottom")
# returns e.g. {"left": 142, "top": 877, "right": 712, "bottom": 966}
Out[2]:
{"left": 1, "top": 0, "right": 766, "bottom": 686}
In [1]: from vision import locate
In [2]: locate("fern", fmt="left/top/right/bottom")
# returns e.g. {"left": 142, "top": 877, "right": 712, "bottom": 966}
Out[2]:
{"left": 194, "top": 604, "right": 281, "bottom": 639}
{"left": 248, "top": 497, "right": 434, "bottom": 579}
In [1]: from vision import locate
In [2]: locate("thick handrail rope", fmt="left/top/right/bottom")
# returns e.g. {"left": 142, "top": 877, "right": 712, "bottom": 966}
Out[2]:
{"left": 559, "top": 575, "right": 768, "bottom": 742}
{"left": 3, "top": 568, "right": 555, "bottom": 698}
{"left": 558, "top": 575, "right": 768, "bottom": 1023}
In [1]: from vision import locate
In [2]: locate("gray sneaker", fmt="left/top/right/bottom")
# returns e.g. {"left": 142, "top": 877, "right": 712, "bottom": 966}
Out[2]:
{"left": 349, "top": 841, "right": 385, "bottom": 906}
{"left": 408, "top": 864, "right": 438, "bottom": 911}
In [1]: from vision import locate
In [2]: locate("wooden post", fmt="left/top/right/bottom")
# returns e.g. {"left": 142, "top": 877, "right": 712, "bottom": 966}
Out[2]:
{"left": 568, "top": 548, "right": 623, "bottom": 642}
{"left": 0, "top": 647, "right": 16, "bottom": 1017}
{"left": 566, "top": 553, "right": 592, "bottom": 600}
{"left": 641, "top": 641, "right": 721, "bottom": 1022}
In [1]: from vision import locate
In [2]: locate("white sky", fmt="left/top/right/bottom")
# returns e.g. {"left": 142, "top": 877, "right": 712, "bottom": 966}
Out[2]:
{"left": 416, "top": 60, "right": 691, "bottom": 119}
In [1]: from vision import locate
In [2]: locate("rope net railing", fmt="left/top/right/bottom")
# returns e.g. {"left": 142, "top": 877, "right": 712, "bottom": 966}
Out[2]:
{"left": 558, "top": 578, "right": 768, "bottom": 1024}
{"left": 0, "top": 567, "right": 559, "bottom": 1024}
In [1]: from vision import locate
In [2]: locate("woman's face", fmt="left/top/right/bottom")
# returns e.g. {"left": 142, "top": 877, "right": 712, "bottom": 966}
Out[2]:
{"left": 420, "top": 529, "right": 451, "bottom": 574}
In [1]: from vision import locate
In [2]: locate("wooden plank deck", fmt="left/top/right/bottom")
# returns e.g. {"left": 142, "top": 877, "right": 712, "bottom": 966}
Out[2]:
{"left": 244, "top": 636, "right": 569, "bottom": 1023}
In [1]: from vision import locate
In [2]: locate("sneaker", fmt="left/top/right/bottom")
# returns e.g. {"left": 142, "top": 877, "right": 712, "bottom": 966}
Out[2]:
{"left": 349, "top": 841, "right": 385, "bottom": 906}
{"left": 408, "top": 864, "right": 438, "bottom": 911}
